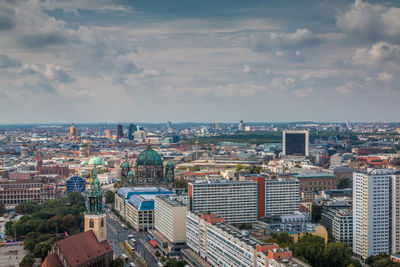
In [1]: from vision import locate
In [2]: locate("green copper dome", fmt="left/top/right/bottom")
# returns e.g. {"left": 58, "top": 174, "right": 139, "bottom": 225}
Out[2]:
{"left": 88, "top": 156, "right": 102, "bottom": 166}
{"left": 128, "top": 170, "right": 134, "bottom": 175}
{"left": 80, "top": 160, "right": 88, "bottom": 166}
{"left": 121, "top": 162, "right": 130, "bottom": 169}
{"left": 136, "top": 146, "right": 163, "bottom": 167}
{"left": 166, "top": 161, "right": 174, "bottom": 168}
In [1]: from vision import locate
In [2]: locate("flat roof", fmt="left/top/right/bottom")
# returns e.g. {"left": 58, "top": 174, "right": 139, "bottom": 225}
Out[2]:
{"left": 190, "top": 180, "right": 257, "bottom": 185}
{"left": 156, "top": 195, "right": 186, "bottom": 207}
{"left": 294, "top": 173, "right": 335, "bottom": 178}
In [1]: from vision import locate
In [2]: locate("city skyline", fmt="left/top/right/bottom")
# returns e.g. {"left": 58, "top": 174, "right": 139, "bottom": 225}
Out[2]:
{"left": 1, "top": 0, "right": 400, "bottom": 123}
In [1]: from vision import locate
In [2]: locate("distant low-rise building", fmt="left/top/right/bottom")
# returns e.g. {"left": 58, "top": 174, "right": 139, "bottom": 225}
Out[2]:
{"left": 294, "top": 173, "right": 337, "bottom": 192}
{"left": 0, "top": 179, "right": 56, "bottom": 208}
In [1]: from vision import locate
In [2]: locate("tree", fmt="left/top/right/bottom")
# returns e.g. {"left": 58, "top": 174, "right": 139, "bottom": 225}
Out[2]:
{"left": 311, "top": 204, "right": 323, "bottom": 222}
{"left": 174, "top": 180, "right": 188, "bottom": 188}
{"left": 66, "top": 191, "right": 85, "bottom": 206}
{"left": 165, "top": 259, "right": 184, "bottom": 267}
{"left": 19, "top": 253, "right": 35, "bottom": 267}
{"left": 275, "top": 232, "right": 294, "bottom": 244}
{"left": 113, "top": 181, "right": 121, "bottom": 189}
{"left": 235, "top": 164, "right": 243, "bottom": 171}
{"left": 15, "top": 201, "right": 39, "bottom": 214}
{"left": 337, "top": 177, "right": 350, "bottom": 189}
{"left": 110, "top": 258, "right": 124, "bottom": 267}
{"left": 155, "top": 251, "right": 161, "bottom": 257}
{"left": 294, "top": 235, "right": 325, "bottom": 267}
{"left": 322, "top": 242, "right": 352, "bottom": 267}
{"left": 105, "top": 190, "right": 115, "bottom": 204}
{"left": 33, "top": 240, "right": 53, "bottom": 259}
{"left": 0, "top": 201, "right": 5, "bottom": 216}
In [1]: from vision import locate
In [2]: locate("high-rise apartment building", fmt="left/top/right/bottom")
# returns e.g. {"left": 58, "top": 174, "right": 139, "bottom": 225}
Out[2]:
{"left": 353, "top": 169, "right": 399, "bottom": 259}
{"left": 184, "top": 211, "right": 308, "bottom": 267}
{"left": 265, "top": 178, "right": 300, "bottom": 216}
{"left": 154, "top": 195, "right": 187, "bottom": 244}
{"left": 252, "top": 176, "right": 300, "bottom": 219}
{"left": 188, "top": 180, "right": 258, "bottom": 223}
{"left": 282, "top": 130, "right": 309, "bottom": 157}
{"left": 239, "top": 120, "right": 245, "bottom": 131}
{"left": 150, "top": 195, "right": 187, "bottom": 256}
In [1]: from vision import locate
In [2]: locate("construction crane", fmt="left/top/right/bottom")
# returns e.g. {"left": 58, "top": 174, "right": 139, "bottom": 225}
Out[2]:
{"left": 1, "top": 157, "right": 4, "bottom": 190}
{"left": 195, "top": 139, "right": 199, "bottom": 160}
{"left": 87, "top": 141, "right": 91, "bottom": 159}
{"left": 56, "top": 165, "right": 60, "bottom": 198}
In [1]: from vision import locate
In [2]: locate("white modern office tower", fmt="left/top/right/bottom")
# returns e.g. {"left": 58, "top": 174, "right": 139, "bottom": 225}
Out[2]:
{"left": 265, "top": 178, "right": 300, "bottom": 216}
{"left": 188, "top": 180, "right": 258, "bottom": 223}
{"left": 353, "top": 169, "right": 399, "bottom": 259}
{"left": 282, "top": 130, "right": 309, "bottom": 157}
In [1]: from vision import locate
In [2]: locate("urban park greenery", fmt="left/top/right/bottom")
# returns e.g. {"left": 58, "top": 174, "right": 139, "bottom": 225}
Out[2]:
{"left": 6, "top": 192, "right": 86, "bottom": 259}
{"left": 267, "top": 233, "right": 361, "bottom": 267}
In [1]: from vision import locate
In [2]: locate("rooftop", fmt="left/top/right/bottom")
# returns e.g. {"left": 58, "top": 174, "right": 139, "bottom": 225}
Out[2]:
{"left": 156, "top": 195, "right": 186, "bottom": 207}
{"left": 117, "top": 186, "right": 173, "bottom": 198}
{"left": 128, "top": 194, "right": 156, "bottom": 210}
{"left": 190, "top": 179, "right": 257, "bottom": 185}
{"left": 294, "top": 173, "right": 335, "bottom": 179}
{"left": 44, "top": 230, "right": 112, "bottom": 267}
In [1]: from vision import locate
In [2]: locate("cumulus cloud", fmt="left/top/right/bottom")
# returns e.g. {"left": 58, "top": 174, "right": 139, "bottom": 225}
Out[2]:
{"left": 337, "top": 0, "right": 400, "bottom": 41}
{"left": 378, "top": 72, "right": 394, "bottom": 83}
{"left": 248, "top": 28, "right": 321, "bottom": 52}
{"left": 0, "top": 54, "right": 22, "bottom": 68}
{"left": 352, "top": 41, "right": 400, "bottom": 68}
{"left": 26, "top": 64, "right": 74, "bottom": 83}
{"left": 7, "top": 1, "right": 77, "bottom": 48}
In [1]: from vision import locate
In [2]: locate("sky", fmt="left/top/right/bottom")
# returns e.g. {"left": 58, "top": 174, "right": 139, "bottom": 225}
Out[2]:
{"left": 0, "top": 0, "right": 400, "bottom": 124}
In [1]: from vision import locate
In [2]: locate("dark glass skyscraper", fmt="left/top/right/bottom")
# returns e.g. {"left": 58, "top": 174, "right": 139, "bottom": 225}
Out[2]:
{"left": 282, "top": 130, "right": 309, "bottom": 157}
{"left": 128, "top": 123, "right": 137, "bottom": 140}
{"left": 117, "top": 124, "right": 123, "bottom": 139}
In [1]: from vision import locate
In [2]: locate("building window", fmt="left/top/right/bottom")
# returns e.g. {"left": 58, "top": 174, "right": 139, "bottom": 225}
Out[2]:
{"left": 89, "top": 219, "right": 94, "bottom": 228}
{"left": 101, "top": 218, "right": 104, "bottom": 227}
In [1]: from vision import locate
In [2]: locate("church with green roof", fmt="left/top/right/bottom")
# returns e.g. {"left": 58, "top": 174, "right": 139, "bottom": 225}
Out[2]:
{"left": 120, "top": 142, "right": 175, "bottom": 185}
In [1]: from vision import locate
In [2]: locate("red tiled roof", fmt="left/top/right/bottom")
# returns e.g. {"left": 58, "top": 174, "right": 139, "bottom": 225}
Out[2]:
{"left": 42, "top": 252, "right": 62, "bottom": 267}
{"left": 53, "top": 230, "right": 112, "bottom": 267}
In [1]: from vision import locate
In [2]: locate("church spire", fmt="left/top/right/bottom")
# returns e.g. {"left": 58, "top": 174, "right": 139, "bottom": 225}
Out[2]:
{"left": 86, "top": 159, "right": 104, "bottom": 215}
{"left": 147, "top": 138, "right": 151, "bottom": 149}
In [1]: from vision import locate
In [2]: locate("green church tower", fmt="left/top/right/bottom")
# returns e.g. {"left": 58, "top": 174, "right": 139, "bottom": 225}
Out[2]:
{"left": 84, "top": 156, "right": 107, "bottom": 242}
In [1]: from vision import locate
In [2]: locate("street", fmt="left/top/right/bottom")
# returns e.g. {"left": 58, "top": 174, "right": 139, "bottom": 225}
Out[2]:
{"left": 106, "top": 212, "right": 159, "bottom": 267}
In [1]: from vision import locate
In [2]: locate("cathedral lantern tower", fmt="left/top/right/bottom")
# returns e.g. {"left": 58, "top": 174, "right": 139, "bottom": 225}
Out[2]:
{"left": 84, "top": 156, "right": 107, "bottom": 242}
